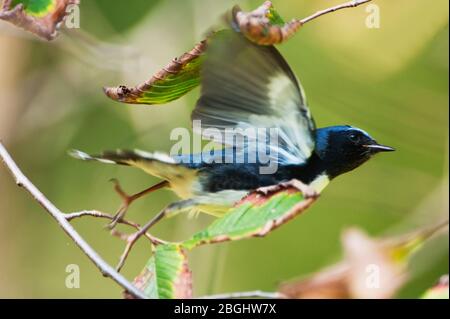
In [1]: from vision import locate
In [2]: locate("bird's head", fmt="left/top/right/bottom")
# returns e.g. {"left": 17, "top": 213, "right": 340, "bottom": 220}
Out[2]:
{"left": 314, "top": 125, "right": 395, "bottom": 178}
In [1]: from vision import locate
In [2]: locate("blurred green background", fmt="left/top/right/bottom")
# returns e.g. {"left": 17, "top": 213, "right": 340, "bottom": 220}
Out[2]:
{"left": 0, "top": 0, "right": 448, "bottom": 298}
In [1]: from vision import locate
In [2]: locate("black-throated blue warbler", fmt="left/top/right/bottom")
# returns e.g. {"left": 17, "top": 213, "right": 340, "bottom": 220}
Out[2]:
{"left": 71, "top": 30, "right": 394, "bottom": 225}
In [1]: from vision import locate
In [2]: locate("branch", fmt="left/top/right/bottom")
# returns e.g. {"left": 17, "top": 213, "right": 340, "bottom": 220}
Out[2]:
{"left": 234, "top": 0, "right": 373, "bottom": 45}
{"left": 0, "top": 142, "right": 147, "bottom": 299}
{"left": 299, "top": 0, "right": 372, "bottom": 25}
{"left": 201, "top": 290, "right": 285, "bottom": 299}
{"left": 65, "top": 210, "right": 167, "bottom": 245}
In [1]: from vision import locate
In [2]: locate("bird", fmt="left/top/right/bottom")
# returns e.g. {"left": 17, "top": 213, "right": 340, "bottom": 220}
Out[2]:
{"left": 70, "top": 30, "right": 394, "bottom": 228}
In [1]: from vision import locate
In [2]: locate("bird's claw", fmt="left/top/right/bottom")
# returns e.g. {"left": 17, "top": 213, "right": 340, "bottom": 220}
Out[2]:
{"left": 107, "top": 179, "right": 169, "bottom": 230}
{"left": 283, "top": 179, "right": 318, "bottom": 199}
{"left": 257, "top": 184, "right": 282, "bottom": 196}
{"left": 256, "top": 179, "right": 317, "bottom": 199}
{"left": 107, "top": 179, "right": 134, "bottom": 230}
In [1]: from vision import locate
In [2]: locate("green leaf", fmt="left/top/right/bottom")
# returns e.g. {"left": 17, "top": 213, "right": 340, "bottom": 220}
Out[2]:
{"left": 130, "top": 181, "right": 315, "bottom": 299}
{"left": 0, "top": 0, "right": 79, "bottom": 40}
{"left": 132, "top": 244, "right": 192, "bottom": 299}
{"left": 11, "top": 0, "right": 55, "bottom": 17}
{"left": 182, "top": 182, "right": 318, "bottom": 250}
{"left": 103, "top": 39, "right": 206, "bottom": 105}
{"left": 131, "top": 181, "right": 315, "bottom": 299}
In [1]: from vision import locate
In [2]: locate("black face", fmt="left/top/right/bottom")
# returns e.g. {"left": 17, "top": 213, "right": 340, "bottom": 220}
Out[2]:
{"left": 316, "top": 126, "right": 394, "bottom": 179}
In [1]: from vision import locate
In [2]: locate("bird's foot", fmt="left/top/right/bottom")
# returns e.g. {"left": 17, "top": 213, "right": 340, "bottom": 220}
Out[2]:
{"left": 282, "top": 179, "right": 318, "bottom": 199}
{"left": 106, "top": 179, "right": 134, "bottom": 230}
{"left": 107, "top": 179, "right": 168, "bottom": 230}
{"left": 256, "top": 184, "right": 282, "bottom": 196}
{"left": 257, "top": 179, "right": 317, "bottom": 199}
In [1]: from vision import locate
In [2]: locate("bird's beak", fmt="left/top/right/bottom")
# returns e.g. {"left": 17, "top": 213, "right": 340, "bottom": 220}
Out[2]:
{"left": 363, "top": 143, "right": 395, "bottom": 153}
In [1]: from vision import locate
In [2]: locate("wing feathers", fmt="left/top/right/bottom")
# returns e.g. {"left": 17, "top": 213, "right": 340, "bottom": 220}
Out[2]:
{"left": 192, "top": 30, "right": 315, "bottom": 165}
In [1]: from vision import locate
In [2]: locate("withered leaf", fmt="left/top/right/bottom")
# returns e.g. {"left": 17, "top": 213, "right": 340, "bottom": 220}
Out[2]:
{"left": 231, "top": 0, "right": 302, "bottom": 45}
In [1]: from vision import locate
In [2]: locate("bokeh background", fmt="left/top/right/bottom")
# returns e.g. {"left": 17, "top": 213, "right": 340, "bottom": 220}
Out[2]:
{"left": 0, "top": 0, "right": 448, "bottom": 298}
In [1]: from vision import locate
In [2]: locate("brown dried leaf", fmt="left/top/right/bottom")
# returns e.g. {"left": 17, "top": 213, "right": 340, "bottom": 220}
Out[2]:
{"left": 231, "top": 1, "right": 302, "bottom": 45}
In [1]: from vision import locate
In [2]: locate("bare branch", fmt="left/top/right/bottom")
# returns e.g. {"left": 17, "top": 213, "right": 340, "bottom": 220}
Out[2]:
{"left": 114, "top": 208, "right": 167, "bottom": 272}
{"left": 0, "top": 142, "right": 147, "bottom": 299}
{"left": 201, "top": 290, "right": 285, "bottom": 299}
{"left": 65, "top": 210, "right": 167, "bottom": 245}
{"left": 234, "top": 0, "right": 372, "bottom": 45}
{"left": 299, "top": 0, "right": 372, "bottom": 25}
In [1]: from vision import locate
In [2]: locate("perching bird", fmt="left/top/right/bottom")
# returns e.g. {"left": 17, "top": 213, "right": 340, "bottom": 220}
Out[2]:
{"left": 70, "top": 30, "right": 394, "bottom": 225}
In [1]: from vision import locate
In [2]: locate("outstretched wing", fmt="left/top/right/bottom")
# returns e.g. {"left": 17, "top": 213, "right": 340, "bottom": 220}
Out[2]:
{"left": 192, "top": 30, "right": 315, "bottom": 165}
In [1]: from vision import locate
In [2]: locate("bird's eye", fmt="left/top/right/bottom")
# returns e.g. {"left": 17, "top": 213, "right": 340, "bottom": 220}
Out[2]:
{"left": 349, "top": 133, "right": 360, "bottom": 143}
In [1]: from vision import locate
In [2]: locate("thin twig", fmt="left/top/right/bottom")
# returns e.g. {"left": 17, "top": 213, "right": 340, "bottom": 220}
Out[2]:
{"left": 114, "top": 208, "right": 167, "bottom": 272}
{"left": 299, "top": 0, "right": 372, "bottom": 25}
{"left": 0, "top": 142, "right": 147, "bottom": 299}
{"left": 65, "top": 210, "right": 167, "bottom": 245}
{"left": 200, "top": 290, "right": 285, "bottom": 299}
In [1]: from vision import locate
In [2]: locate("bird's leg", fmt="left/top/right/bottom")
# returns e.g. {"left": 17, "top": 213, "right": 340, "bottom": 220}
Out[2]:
{"left": 107, "top": 179, "right": 169, "bottom": 229}
{"left": 115, "top": 199, "right": 197, "bottom": 272}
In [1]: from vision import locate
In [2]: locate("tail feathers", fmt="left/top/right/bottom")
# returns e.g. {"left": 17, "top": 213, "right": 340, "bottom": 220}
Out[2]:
{"left": 69, "top": 149, "right": 198, "bottom": 199}
{"left": 69, "top": 149, "right": 126, "bottom": 165}
{"left": 69, "top": 149, "right": 176, "bottom": 166}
